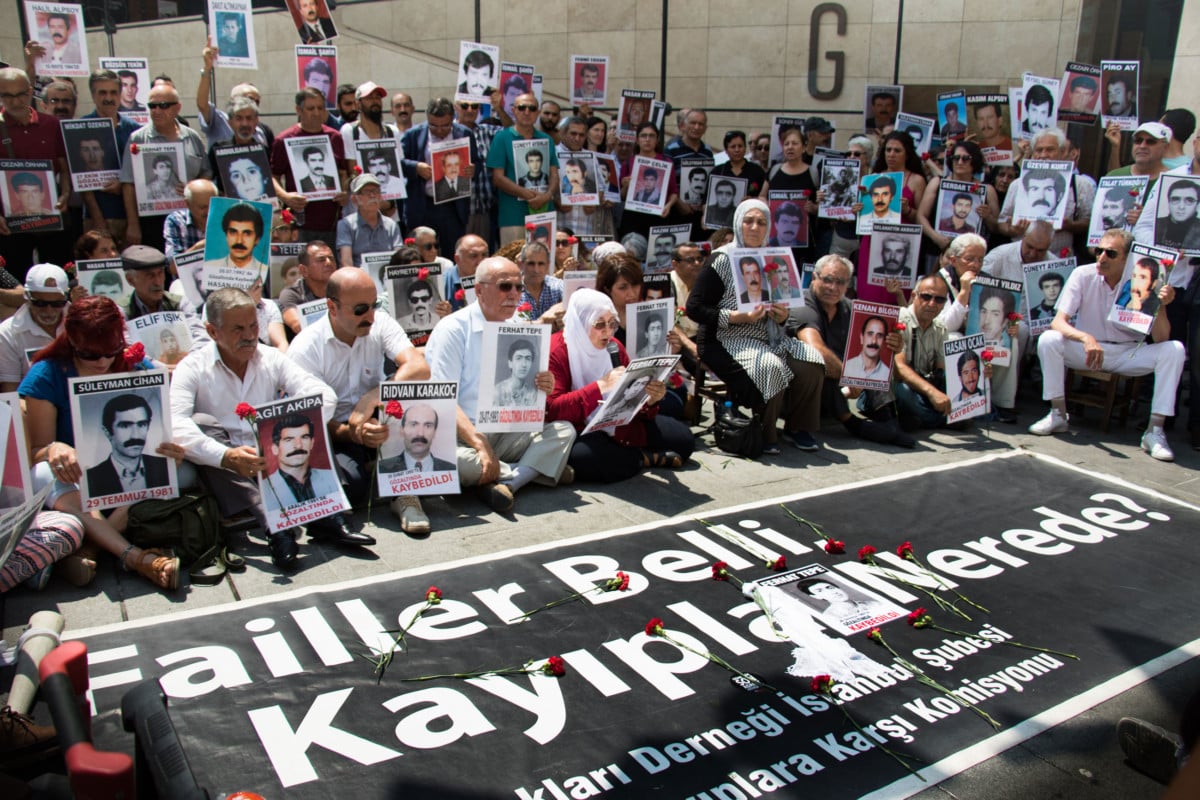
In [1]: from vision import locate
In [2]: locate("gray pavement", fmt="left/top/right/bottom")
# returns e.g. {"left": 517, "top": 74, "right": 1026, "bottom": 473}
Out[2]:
{"left": 2, "top": 397, "right": 1196, "bottom": 798}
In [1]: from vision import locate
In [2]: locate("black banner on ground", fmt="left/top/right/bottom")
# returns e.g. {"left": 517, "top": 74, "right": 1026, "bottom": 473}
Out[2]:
{"left": 76, "top": 453, "right": 1200, "bottom": 799}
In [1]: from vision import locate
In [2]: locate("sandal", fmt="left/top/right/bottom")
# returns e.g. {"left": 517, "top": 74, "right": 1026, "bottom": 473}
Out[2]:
{"left": 122, "top": 546, "right": 179, "bottom": 591}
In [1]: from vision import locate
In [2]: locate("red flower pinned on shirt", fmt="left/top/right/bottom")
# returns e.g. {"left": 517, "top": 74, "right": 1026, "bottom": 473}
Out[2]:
{"left": 981, "top": 348, "right": 995, "bottom": 363}
{"left": 417, "top": 267, "right": 430, "bottom": 281}
{"left": 426, "top": 586, "right": 443, "bottom": 603}
{"left": 542, "top": 655, "right": 567, "bottom": 676}
{"left": 1059, "top": 247, "right": 1071, "bottom": 258}
{"left": 280, "top": 209, "right": 295, "bottom": 224}
{"left": 235, "top": 402, "right": 256, "bottom": 421}
{"left": 824, "top": 539, "right": 845, "bottom": 555}
{"left": 769, "top": 555, "right": 787, "bottom": 571}
{"left": 894, "top": 322, "right": 906, "bottom": 332}
{"left": 129, "top": 142, "right": 139, "bottom": 155}
{"left": 404, "top": 237, "right": 416, "bottom": 245}
{"left": 123, "top": 342, "right": 145, "bottom": 366}
{"left": 525, "top": 223, "right": 537, "bottom": 231}
{"left": 384, "top": 400, "right": 404, "bottom": 419}
{"left": 517, "top": 302, "right": 533, "bottom": 313}
{"left": 669, "top": 372, "right": 684, "bottom": 389}
{"left": 454, "top": 288, "right": 466, "bottom": 302}
{"left": 568, "top": 236, "right": 578, "bottom": 244}
{"left": 712, "top": 561, "right": 730, "bottom": 581}
{"left": 857, "top": 545, "right": 876, "bottom": 562}
{"left": 645, "top": 617, "right": 665, "bottom": 637}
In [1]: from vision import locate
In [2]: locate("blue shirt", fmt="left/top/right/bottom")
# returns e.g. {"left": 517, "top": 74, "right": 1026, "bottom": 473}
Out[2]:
{"left": 18, "top": 359, "right": 76, "bottom": 446}
{"left": 521, "top": 275, "right": 563, "bottom": 321}
{"left": 335, "top": 212, "right": 402, "bottom": 264}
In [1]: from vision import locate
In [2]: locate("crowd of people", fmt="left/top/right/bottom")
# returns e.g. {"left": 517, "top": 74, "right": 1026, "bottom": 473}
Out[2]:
{"left": 0, "top": 34, "right": 1196, "bottom": 601}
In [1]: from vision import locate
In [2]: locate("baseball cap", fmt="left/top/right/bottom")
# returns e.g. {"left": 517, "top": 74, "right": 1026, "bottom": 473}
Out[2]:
{"left": 350, "top": 173, "right": 381, "bottom": 193}
{"left": 356, "top": 81, "right": 387, "bottom": 100}
{"left": 25, "top": 264, "right": 69, "bottom": 295}
{"left": 1134, "top": 121, "right": 1172, "bottom": 141}
{"left": 804, "top": 117, "right": 836, "bottom": 134}
{"left": 120, "top": 244, "right": 169, "bottom": 271}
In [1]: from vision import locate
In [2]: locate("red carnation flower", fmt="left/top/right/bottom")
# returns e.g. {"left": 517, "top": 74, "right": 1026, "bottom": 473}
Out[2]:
{"left": 1162, "top": 258, "right": 1175, "bottom": 270}
{"left": 525, "top": 223, "right": 537, "bottom": 231}
{"left": 858, "top": 184, "right": 867, "bottom": 193}
{"left": 417, "top": 267, "right": 430, "bottom": 281}
{"left": 712, "top": 561, "right": 730, "bottom": 581}
{"left": 281, "top": 209, "right": 295, "bottom": 224}
{"left": 124, "top": 342, "right": 146, "bottom": 365}
{"left": 920, "top": 152, "right": 930, "bottom": 161}
{"left": 769, "top": 555, "right": 787, "bottom": 571}
{"left": 645, "top": 617, "right": 664, "bottom": 636}
{"left": 894, "top": 322, "right": 906, "bottom": 332}
{"left": 454, "top": 288, "right": 466, "bottom": 302}
{"left": 867, "top": 627, "right": 883, "bottom": 642}
{"left": 0, "top": 256, "right": 6, "bottom": 268}
{"left": 669, "top": 372, "right": 684, "bottom": 389}
{"left": 517, "top": 302, "right": 533, "bottom": 313}
{"left": 426, "top": 586, "right": 443, "bottom": 602}
{"left": 384, "top": 400, "right": 404, "bottom": 419}
{"left": 568, "top": 236, "right": 578, "bottom": 244}
{"left": 896, "top": 541, "right": 914, "bottom": 559}
{"left": 404, "top": 237, "right": 416, "bottom": 245}
{"left": 543, "top": 655, "right": 567, "bottom": 676}
{"left": 353, "top": 165, "right": 363, "bottom": 174}
{"left": 981, "top": 348, "right": 995, "bottom": 363}
{"left": 970, "top": 182, "right": 980, "bottom": 192}
{"left": 615, "top": 571, "right": 630, "bottom": 591}
{"left": 63, "top": 261, "right": 75, "bottom": 276}
{"left": 857, "top": 545, "right": 876, "bottom": 562}
{"left": 824, "top": 539, "right": 845, "bottom": 554}
{"left": 700, "top": 242, "right": 711, "bottom": 253}
{"left": 235, "top": 402, "right": 255, "bottom": 421}
{"left": 1059, "top": 247, "right": 1071, "bottom": 258}
{"left": 907, "top": 607, "right": 928, "bottom": 626}
{"left": 1007, "top": 312, "right": 1022, "bottom": 322}
{"left": 1129, "top": 189, "right": 1140, "bottom": 197}
{"left": 811, "top": 674, "right": 833, "bottom": 693}
{"left": 129, "top": 142, "right": 139, "bottom": 155}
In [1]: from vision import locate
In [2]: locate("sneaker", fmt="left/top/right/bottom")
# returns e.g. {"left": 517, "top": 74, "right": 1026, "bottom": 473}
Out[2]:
{"left": 1117, "top": 717, "right": 1183, "bottom": 784}
{"left": 391, "top": 495, "right": 431, "bottom": 535}
{"left": 1028, "top": 409, "right": 1069, "bottom": 435}
{"left": 785, "top": 430, "right": 820, "bottom": 451}
{"left": 1141, "top": 428, "right": 1175, "bottom": 462}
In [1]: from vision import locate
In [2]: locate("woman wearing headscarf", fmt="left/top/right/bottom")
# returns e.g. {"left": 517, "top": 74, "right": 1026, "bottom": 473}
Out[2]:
{"left": 686, "top": 199, "right": 825, "bottom": 454}
{"left": 546, "top": 289, "right": 694, "bottom": 482}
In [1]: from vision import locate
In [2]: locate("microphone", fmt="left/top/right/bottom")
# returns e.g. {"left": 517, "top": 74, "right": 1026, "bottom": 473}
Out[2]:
{"left": 607, "top": 341, "right": 621, "bottom": 368}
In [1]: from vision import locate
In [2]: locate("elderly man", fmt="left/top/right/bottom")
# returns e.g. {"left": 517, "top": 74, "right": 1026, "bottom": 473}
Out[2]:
{"left": 1106, "top": 121, "right": 1171, "bottom": 192}
{"left": 78, "top": 69, "right": 139, "bottom": 240}
{"left": 792, "top": 255, "right": 914, "bottom": 447}
{"left": 289, "top": 268, "right": 433, "bottom": 533}
{"left": 518, "top": 241, "right": 563, "bottom": 324}
{"left": 336, "top": 173, "right": 402, "bottom": 267}
{"left": 120, "top": 81, "right": 210, "bottom": 251}
{"left": 271, "top": 87, "right": 348, "bottom": 243}
{"left": 118, "top": 244, "right": 207, "bottom": 355}
{"left": 195, "top": 43, "right": 275, "bottom": 148}
{"left": 443, "top": 233, "right": 490, "bottom": 310}
{"left": 424, "top": 256, "right": 575, "bottom": 512}
{"left": 1030, "top": 229, "right": 1184, "bottom": 460}
{"left": 163, "top": 179, "right": 217, "bottom": 261}
{"left": 278, "top": 240, "right": 337, "bottom": 335}
{"left": 401, "top": 98, "right": 478, "bottom": 258}
{"left": 998, "top": 127, "right": 1094, "bottom": 258}
{"left": 891, "top": 274, "right": 957, "bottom": 430}
{"left": 489, "top": 92, "right": 558, "bottom": 245}
{"left": 205, "top": 97, "right": 284, "bottom": 199}
{"left": 555, "top": 115, "right": 610, "bottom": 237}
{"left": 0, "top": 264, "right": 69, "bottom": 391}
{"left": 171, "top": 287, "right": 368, "bottom": 570}
{"left": 0, "top": 68, "right": 71, "bottom": 275}
{"left": 391, "top": 92, "right": 415, "bottom": 132}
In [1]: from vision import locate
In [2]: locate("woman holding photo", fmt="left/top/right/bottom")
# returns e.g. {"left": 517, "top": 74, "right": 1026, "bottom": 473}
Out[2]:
{"left": 711, "top": 130, "right": 766, "bottom": 199}
{"left": 855, "top": 131, "right": 928, "bottom": 305}
{"left": 917, "top": 140, "right": 999, "bottom": 257}
{"left": 618, "top": 122, "right": 677, "bottom": 240}
{"left": 20, "top": 297, "right": 186, "bottom": 590}
{"left": 545, "top": 288, "right": 693, "bottom": 482}
{"left": 760, "top": 125, "right": 817, "bottom": 263}
{"left": 585, "top": 116, "right": 610, "bottom": 153}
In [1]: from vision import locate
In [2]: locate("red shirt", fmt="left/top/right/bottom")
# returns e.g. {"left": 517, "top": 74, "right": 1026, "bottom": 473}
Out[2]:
{"left": 545, "top": 331, "right": 657, "bottom": 447}
{"left": 0, "top": 109, "right": 65, "bottom": 160}
{"left": 271, "top": 124, "right": 346, "bottom": 233}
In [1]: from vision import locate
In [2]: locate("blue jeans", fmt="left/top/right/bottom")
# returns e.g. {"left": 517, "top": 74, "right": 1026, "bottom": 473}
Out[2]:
{"left": 893, "top": 382, "right": 946, "bottom": 429}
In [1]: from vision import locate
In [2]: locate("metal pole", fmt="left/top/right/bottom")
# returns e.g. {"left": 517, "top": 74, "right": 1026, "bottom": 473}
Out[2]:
{"left": 892, "top": 0, "right": 903, "bottom": 85}
{"left": 475, "top": 0, "right": 481, "bottom": 45}
{"left": 660, "top": 0, "right": 668, "bottom": 101}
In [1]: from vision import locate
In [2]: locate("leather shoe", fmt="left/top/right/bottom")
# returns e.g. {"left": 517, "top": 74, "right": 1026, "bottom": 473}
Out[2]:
{"left": 391, "top": 495, "right": 431, "bottom": 535}
{"left": 308, "top": 515, "right": 377, "bottom": 547}
{"left": 268, "top": 529, "right": 299, "bottom": 569}
{"left": 478, "top": 483, "right": 515, "bottom": 513}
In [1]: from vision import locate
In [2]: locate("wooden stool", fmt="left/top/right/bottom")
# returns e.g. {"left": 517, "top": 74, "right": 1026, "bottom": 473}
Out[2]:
{"left": 1065, "top": 369, "right": 1144, "bottom": 433}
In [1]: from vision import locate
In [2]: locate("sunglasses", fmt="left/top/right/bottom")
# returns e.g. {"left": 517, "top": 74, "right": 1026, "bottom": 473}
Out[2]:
{"left": 480, "top": 280, "right": 525, "bottom": 293}
{"left": 75, "top": 346, "right": 123, "bottom": 361}
{"left": 418, "top": 241, "right": 439, "bottom": 249}
{"left": 514, "top": 104, "right": 539, "bottom": 112}
{"left": 146, "top": 101, "right": 177, "bottom": 110}
{"left": 458, "top": 102, "right": 480, "bottom": 110}
{"left": 950, "top": 154, "right": 972, "bottom": 162}
{"left": 1093, "top": 247, "right": 1121, "bottom": 260}
{"left": 918, "top": 292, "right": 948, "bottom": 305}
{"left": 332, "top": 297, "right": 383, "bottom": 316}
{"left": 1132, "top": 136, "right": 1159, "bottom": 145}
{"left": 27, "top": 297, "right": 67, "bottom": 308}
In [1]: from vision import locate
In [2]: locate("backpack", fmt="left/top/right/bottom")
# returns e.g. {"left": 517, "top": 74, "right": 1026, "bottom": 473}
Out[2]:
{"left": 124, "top": 492, "right": 226, "bottom": 585}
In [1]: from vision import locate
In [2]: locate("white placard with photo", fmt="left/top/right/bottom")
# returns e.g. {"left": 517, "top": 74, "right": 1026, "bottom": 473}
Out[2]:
{"left": 209, "top": 0, "right": 258, "bottom": 69}
{"left": 131, "top": 142, "right": 187, "bottom": 216}
{"left": 125, "top": 311, "right": 191, "bottom": 368}
{"left": 284, "top": 135, "right": 340, "bottom": 200}
{"left": 455, "top": 41, "right": 500, "bottom": 105}
{"left": 76, "top": 258, "right": 131, "bottom": 306}
{"left": 581, "top": 355, "right": 679, "bottom": 436}
{"left": 476, "top": 322, "right": 550, "bottom": 433}
{"left": 625, "top": 156, "right": 672, "bottom": 216}
{"left": 24, "top": 2, "right": 90, "bottom": 77}
{"left": 376, "top": 382, "right": 461, "bottom": 497}
{"left": 626, "top": 299, "right": 674, "bottom": 360}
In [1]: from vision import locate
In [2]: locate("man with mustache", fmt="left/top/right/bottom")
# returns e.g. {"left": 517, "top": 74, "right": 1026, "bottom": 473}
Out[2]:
{"left": 117, "top": 245, "right": 207, "bottom": 361}
{"left": 1020, "top": 169, "right": 1065, "bottom": 218}
{"left": 738, "top": 256, "right": 769, "bottom": 305}
{"left": 42, "top": 13, "right": 81, "bottom": 67}
{"left": 866, "top": 174, "right": 900, "bottom": 222}
{"left": 204, "top": 202, "right": 269, "bottom": 285}
{"left": 288, "top": 268, "right": 432, "bottom": 533}
{"left": 377, "top": 404, "right": 455, "bottom": 474}
{"left": 339, "top": 82, "right": 398, "bottom": 172}
{"left": 262, "top": 412, "right": 341, "bottom": 514}
{"left": 872, "top": 235, "right": 912, "bottom": 279}
{"left": 842, "top": 315, "right": 891, "bottom": 382}
{"left": 86, "top": 394, "right": 171, "bottom": 496}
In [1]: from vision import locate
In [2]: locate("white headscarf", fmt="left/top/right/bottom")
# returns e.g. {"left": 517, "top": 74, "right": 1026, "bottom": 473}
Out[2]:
{"left": 564, "top": 288, "right": 619, "bottom": 392}
{"left": 729, "top": 198, "right": 772, "bottom": 250}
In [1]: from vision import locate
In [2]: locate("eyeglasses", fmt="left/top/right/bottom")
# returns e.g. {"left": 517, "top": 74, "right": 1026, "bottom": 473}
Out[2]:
{"left": 457, "top": 102, "right": 480, "bottom": 110}
{"left": 917, "top": 292, "right": 948, "bottom": 305}
{"left": 956, "top": 254, "right": 983, "bottom": 265}
{"left": 514, "top": 104, "right": 539, "bottom": 112}
{"left": 555, "top": 239, "right": 571, "bottom": 246}
{"left": 815, "top": 274, "right": 848, "bottom": 286}
{"left": 0, "top": 91, "right": 30, "bottom": 101}
{"left": 950, "top": 154, "right": 973, "bottom": 162}
{"left": 146, "top": 101, "right": 177, "bottom": 110}
{"left": 26, "top": 297, "right": 68, "bottom": 308}
{"left": 75, "top": 346, "right": 123, "bottom": 361}
{"left": 418, "top": 241, "right": 439, "bottom": 250}
{"left": 331, "top": 297, "right": 383, "bottom": 315}
{"left": 1093, "top": 247, "right": 1121, "bottom": 260}
{"left": 592, "top": 319, "right": 620, "bottom": 331}
{"left": 674, "top": 256, "right": 704, "bottom": 264}
{"left": 479, "top": 280, "right": 524, "bottom": 293}
{"left": 44, "top": 97, "right": 76, "bottom": 106}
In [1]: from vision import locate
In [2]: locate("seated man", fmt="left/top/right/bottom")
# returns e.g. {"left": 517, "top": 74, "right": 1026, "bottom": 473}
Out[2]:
{"left": 117, "top": 245, "right": 207, "bottom": 359}
{"left": 288, "top": 268, "right": 433, "bottom": 533}
{"left": 793, "top": 254, "right": 913, "bottom": 447}
{"left": 892, "top": 274, "right": 957, "bottom": 429}
{"left": 423, "top": 256, "right": 576, "bottom": 512}
{"left": 0, "top": 264, "right": 70, "bottom": 392}
{"left": 170, "top": 287, "right": 373, "bottom": 569}
{"left": 1030, "top": 229, "right": 1184, "bottom": 461}
{"left": 278, "top": 240, "right": 337, "bottom": 336}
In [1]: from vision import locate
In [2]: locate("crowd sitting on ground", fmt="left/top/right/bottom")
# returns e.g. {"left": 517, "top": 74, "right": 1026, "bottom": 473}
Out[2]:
{"left": 0, "top": 42, "right": 1197, "bottom": 595}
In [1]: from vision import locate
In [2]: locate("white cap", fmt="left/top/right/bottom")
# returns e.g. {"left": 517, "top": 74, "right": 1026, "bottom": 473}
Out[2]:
{"left": 1134, "top": 121, "right": 1173, "bottom": 141}
{"left": 24, "top": 263, "right": 69, "bottom": 295}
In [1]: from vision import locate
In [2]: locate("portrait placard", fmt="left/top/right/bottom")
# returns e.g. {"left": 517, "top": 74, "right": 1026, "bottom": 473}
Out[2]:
{"left": 512, "top": 138, "right": 551, "bottom": 195}
{"left": 864, "top": 84, "right": 903, "bottom": 131}
{"left": 209, "top": 0, "right": 257, "bottom": 69}
{"left": 531, "top": 73, "right": 543, "bottom": 104}
{"left": 214, "top": 143, "right": 274, "bottom": 204}
{"left": 1010, "top": 159, "right": 1073, "bottom": 226}
{"left": 616, "top": 90, "right": 655, "bottom": 143}
{"left": 1100, "top": 60, "right": 1139, "bottom": 131}
{"left": 68, "top": 369, "right": 178, "bottom": 511}
{"left": 594, "top": 153, "right": 621, "bottom": 204}
{"left": 97, "top": 56, "right": 148, "bottom": 122}
{"left": 456, "top": 41, "right": 500, "bottom": 105}
{"left": 1058, "top": 62, "right": 1101, "bottom": 125}
{"left": 24, "top": 2, "right": 89, "bottom": 77}
{"left": 476, "top": 322, "right": 550, "bottom": 433}
{"left": 759, "top": 248, "right": 805, "bottom": 307}
{"left": 353, "top": 140, "right": 407, "bottom": 200}
{"left": 126, "top": 311, "right": 191, "bottom": 368}
{"left": 1152, "top": 174, "right": 1200, "bottom": 257}
{"left": 1023, "top": 257, "right": 1074, "bottom": 335}
{"left": 269, "top": 242, "right": 304, "bottom": 299}
{"left": 377, "top": 382, "right": 460, "bottom": 497}
{"left": 0, "top": 159, "right": 62, "bottom": 233}
{"left": 625, "top": 155, "right": 671, "bottom": 215}
{"left": 361, "top": 252, "right": 393, "bottom": 306}
{"left": 559, "top": 150, "right": 599, "bottom": 207}
{"left": 674, "top": 155, "right": 713, "bottom": 207}
{"left": 818, "top": 157, "right": 860, "bottom": 221}
{"left": 172, "top": 251, "right": 206, "bottom": 308}
{"left": 703, "top": 174, "right": 746, "bottom": 231}
{"left": 727, "top": 248, "right": 774, "bottom": 311}
{"left": 202, "top": 196, "right": 272, "bottom": 293}
{"left": 1008, "top": 86, "right": 1025, "bottom": 148}
{"left": 1109, "top": 243, "right": 1176, "bottom": 335}
{"left": 131, "top": 142, "right": 186, "bottom": 216}
{"left": 967, "top": 93, "right": 1013, "bottom": 166}
{"left": 562, "top": 270, "right": 596, "bottom": 307}
{"left": 746, "top": 563, "right": 905, "bottom": 637}
{"left": 1019, "top": 74, "right": 1060, "bottom": 142}
{"left": 935, "top": 179, "right": 988, "bottom": 239}
{"left": 76, "top": 258, "right": 131, "bottom": 306}
{"left": 936, "top": 91, "right": 968, "bottom": 141}
{"left": 945, "top": 333, "right": 990, "bottom": 423}
{"left": 894, "top": 112, "right": 934, "bottom": 157}
{"left": 966, "top": 275, "right": 1023, "bottom": 366}
{"left": 523, "top": 211, "right": 556, "bottom": 256}
{"left": 855, "top": 171, "right": 903, "bottom": 236}
{"left": 296, "top": 298, "right": 328, "bottom": 330}
{"left": 766, "top": 190, "right": 810, "bottom": 249}
{"left": 253, "top": 393, "right": 348, "bottom": 534}
{"left": 61, "top": 118, "right": 120, "bottom": 192}
{"left": 284, "top": 134, "right": 340, "bottom": 200}
{"left": 385, "top": 262, "right": 443, "bottom": 347}
{"left": 430, "top": 137, "right": 472, "bottom": 205}
{"left": 295, "top": 45, "right": 338, "bottom": 108}
{"left": 570, "top": 55, "right": 608, "bottom": 105}
{"left": 581, "top": 355, "right": 679, "bottom": 436}
{"left": 626, "top": 299, "right": 674, "bottom": 360}
{"left": 839, "top": 301, "right": 900, "bottom": 392}
{"left": 285, "top": 0, "right": 337, "bottom": 43}
{"left": 768, "top": 116, "right": 805, "bottom": 166}
{"left": 644, "top": 224, "right": 692, "bottom": 274}
{"left": 498, "top": 62, "right": 534, "bottom": 119}
{"left": 1088, "top": 175, "right": 1148, "bottom": 247}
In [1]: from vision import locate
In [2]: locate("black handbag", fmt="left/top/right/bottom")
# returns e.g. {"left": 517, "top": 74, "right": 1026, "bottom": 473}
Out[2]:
{"left": 712, "top": 403, "right": 764, "bottom": 459}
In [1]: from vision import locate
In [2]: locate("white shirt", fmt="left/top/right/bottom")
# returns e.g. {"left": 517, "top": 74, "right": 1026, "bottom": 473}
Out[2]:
{"left": 980, "top": 241, "right": 1029, "bottom": 285}
{"left": 1131, "top": 161, "right": 1197, "bottom": 289}
{"left": 1055, "top": 263, "right": 1143, "bottom": 345}
{"left": 339, "top": 121, "right": 400, "bottom": 166}
{"left": 287, "top": 313, "right": 413, "bottom": 422}
{"left": 170, "top": 342, "right": 336, "bottom": 468}
{"left": 425, "top": 302, "right": 486, "bottom": 422}
{"left": 0, "top": 306, "right": 59, "bottom": 384}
